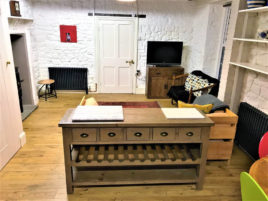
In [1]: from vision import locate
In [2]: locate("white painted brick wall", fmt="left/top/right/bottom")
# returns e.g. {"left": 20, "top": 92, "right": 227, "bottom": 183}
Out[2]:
{"left": 10, "top": 0, "right": 33, "bottom": 18}
{"left": 7, "top": 0, "right": 267, "bottom": 114}
{"left": 8, "top": 0, "right": 33, "bottom": 31}
{"left": 136, "top": 1, "right": 203, "bottom": 87}
{"left": 241, "top": 72, "right": 268, "bottom": 114}
{"left": 12, "top": 0, "right": 224, "bottom": 92}
{"left": 202, "top": 4, "right": 224, "bottom": 77}
{"left": 240, "top": 4, "right": 268, "bottom": 114}
{"left": 94, "top": 0, "right": 137, "bottom": 13}
{"left": 30, "top": 0, "right": 95, "bottom": 90}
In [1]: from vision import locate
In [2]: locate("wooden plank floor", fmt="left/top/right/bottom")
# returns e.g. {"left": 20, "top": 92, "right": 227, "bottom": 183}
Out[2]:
{"left": 0, "top": 93, "right": 253, "bottom": 201}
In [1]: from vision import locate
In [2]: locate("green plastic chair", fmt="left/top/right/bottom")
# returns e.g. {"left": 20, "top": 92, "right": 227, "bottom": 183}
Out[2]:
{"left": 240, "top": 172, "right": 268, "bottom": 201}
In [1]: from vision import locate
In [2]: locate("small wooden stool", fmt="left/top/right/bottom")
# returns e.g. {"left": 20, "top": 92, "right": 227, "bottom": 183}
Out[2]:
{"left": 38, "top": 79, "right": 57, "bottom": 101}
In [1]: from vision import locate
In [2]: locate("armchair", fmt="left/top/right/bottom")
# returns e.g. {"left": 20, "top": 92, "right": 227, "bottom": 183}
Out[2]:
{"left": 167, "top": 70, "right": 220, "bottom": 104}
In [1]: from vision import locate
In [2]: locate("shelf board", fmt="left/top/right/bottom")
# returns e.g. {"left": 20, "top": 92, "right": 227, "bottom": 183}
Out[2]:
{"left": 72, "top": 159, "right": 201, "bottom": 167}
{"left": 233, "top": 38, "right": 268, "bottom": 44}
{"left": 72, "top": 168, "right": 197, "bottom": 186}
{"left": 73, "top": 144, "right": 201, "bottom": 166}
{"left": 8, "top": 16, "right": 33, "bottom": 21}
{"left": 230, "top": 62, "right": 268, "bottom": 75}
{"left": 239, "top": 6, "right": 268, "bottom": 13}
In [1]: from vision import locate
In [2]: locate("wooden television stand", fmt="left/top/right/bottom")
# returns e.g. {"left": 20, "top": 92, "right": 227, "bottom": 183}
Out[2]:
{"left": 59, "top": 108, "right": 213, "bottom": 194}
{"left": 146, "top": 66, "right": 184, "bottom": 99}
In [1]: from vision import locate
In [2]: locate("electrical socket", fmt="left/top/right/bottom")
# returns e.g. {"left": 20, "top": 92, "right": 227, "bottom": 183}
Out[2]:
{"left": 136, "top": 70, "right": 141, "bottom": 76}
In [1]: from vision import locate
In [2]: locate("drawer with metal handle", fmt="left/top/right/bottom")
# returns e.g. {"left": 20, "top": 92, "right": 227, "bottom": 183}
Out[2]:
{"left": 72, "top": 128, "right": 97, "bottom": 142}
{"left": 127, "top": 128, "right": 150, "bottom": 141}
{"left": 177, "top": 128, "right": 201, "bottom": 141}
{"left": 153, "top": 128, "right": 176, "bottom": 140}
{"left": 100, "top": 128, "right": 124, "bottom": 141}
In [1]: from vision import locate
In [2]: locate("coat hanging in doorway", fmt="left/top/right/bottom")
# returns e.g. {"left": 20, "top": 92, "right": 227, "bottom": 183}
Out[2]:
{"left": 60, "top": 25, "right": 77, "bottom": 43}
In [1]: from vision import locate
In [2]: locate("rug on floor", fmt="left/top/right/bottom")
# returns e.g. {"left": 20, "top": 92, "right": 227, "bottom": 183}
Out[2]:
{"left": 97, "top": 101, "right": 160, "bottom": 108}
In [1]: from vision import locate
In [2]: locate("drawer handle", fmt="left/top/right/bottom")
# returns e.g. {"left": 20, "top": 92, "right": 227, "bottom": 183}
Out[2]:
{"left": 186, "top": 132, "right": 194, "bottom": 137}
{"left": 80, "top": 133, "right": 89, "bottom": 138}
{"left": 108, "top": 132, "right": 116, "bottom": 137}
{"left": 134, "top": 132, "right": 142, "bottom": 137}
{"left": 160, "top": 132, "right": 168, "bottom": 137}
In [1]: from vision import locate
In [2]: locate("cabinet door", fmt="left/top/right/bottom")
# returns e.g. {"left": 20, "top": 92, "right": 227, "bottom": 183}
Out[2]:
{"left": 150, "top": 77, "right": 168, "bottom": 98}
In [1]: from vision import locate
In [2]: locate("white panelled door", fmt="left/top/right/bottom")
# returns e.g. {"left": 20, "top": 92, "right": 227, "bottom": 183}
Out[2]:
{"left": 0, "top": 12, "right": 22, "bottom": 170}
{"left": 98, "top": 18, "right": 135, "bottom": 93}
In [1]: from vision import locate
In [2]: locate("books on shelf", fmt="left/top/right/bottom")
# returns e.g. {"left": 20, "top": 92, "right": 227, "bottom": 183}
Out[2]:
{"left": 161, "top": 108, "right": 205, "bottom": 119}
{"left": 72, "top": 106, "right": 124, "bottom": 122}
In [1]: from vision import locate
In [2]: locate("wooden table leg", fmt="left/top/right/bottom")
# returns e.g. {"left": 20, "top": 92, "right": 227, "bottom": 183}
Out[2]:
{"left": 62, "top": 128, "right": 74, "bottom": 194}
{"left": 196, "top": 127, "right": 210, "bottom": 190}
{"left": 65, "top": 166, "right": 73, "bottom": 194}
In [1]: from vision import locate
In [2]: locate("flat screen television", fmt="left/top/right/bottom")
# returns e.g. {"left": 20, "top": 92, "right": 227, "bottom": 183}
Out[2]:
{"left": 147, "top": 41, "right": 183, "bottom": 67}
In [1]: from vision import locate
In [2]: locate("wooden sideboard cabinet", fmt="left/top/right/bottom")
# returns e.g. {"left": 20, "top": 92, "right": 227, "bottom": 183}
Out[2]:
{"left": 146, "top": 66, "right": 184, "bottom": 99}
{"left": 59, "top": 108, "right": 214, "bottom": 194}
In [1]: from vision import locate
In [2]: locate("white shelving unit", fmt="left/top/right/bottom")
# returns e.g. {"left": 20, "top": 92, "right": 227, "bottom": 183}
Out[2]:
{"left": 239, "top": 6, "right": 268, "bottom": 13}
{"left": 228, "top": 1, "right": 268, "bottom": 113}
{"left": 230, "top": 62, "right": 268, "bottom": 75}
{"left": 233, "top": 38, "right": 268, "bottom": 44}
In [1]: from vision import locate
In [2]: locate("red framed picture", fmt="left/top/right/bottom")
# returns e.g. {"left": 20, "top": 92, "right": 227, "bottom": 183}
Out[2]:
{"left": 60, "top": 25, "right": 77, "bottom": 43}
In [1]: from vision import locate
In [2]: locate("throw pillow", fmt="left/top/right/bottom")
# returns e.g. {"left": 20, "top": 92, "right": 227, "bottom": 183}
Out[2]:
{"left": 178, "top": 101, "right": 213, "bottom": 114}
{"left": 185, "top": 73, "right": 200, "bottom": 92}
{"left": 185, "top": 74, "right": 212, "bottom": 97}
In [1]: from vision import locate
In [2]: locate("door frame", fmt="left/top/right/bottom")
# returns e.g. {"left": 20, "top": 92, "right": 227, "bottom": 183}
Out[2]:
{"left": 10, "top": 31, "right": 37, "bottom": 105}
{"left": 94, "top": 16, "right": 138, "bottom": 94}
{"left": 215, "top": 5, "right": 232, "bottom": 80}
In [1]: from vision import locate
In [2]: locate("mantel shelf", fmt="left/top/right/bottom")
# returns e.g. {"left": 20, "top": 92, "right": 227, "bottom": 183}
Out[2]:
{"left": 239, "top": 6, "right": 268, "bottom": 13}
{"left": 233, "top": 38, "right": 268, "bottom": 44}
{"left": 230, "top": 62, "right": 268, "bottom": 75}
{"left": 8, "top": 16, "right": 34, "bottom": 21}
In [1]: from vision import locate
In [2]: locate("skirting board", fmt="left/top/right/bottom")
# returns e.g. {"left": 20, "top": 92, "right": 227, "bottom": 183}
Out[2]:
{"left": 56, "top": 89, "right": 145, "bottom": 94}
{"left": 20, "top": 131, "right": 26, "bottom": 147}
{"left": 135, "top": 88, "right": 145, "bottom": 94}
{"left": 56, "top": 90, "right": 86, "bottom": 94}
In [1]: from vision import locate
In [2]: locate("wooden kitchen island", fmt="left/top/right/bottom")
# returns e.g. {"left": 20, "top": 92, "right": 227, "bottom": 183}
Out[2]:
{"left": 59, "top": 108, "right": 214, "bottom": 194}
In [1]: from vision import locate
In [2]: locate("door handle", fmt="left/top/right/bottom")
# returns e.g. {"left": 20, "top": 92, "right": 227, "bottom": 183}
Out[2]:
{"left": 126, "top": 60, "right": 135, "bottom": 65}
{"left": 6, "top": 61, "right": 11, "bottom": 67}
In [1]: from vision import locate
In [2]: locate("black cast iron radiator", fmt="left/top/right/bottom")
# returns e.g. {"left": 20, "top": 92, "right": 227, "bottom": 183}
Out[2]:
{"left": 235, "top": 102, "right": 268, "bottom": 160}
{"left": 48, "top": 67, "right": 88, "bottom": 94}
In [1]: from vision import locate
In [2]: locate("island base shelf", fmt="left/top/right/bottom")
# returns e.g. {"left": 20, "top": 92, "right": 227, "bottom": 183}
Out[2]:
{"left": 72, "top": 144, "right": 201, "bottom": 167}
{"left": 72, "top": 168, "right": 197, "bottom": 187}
